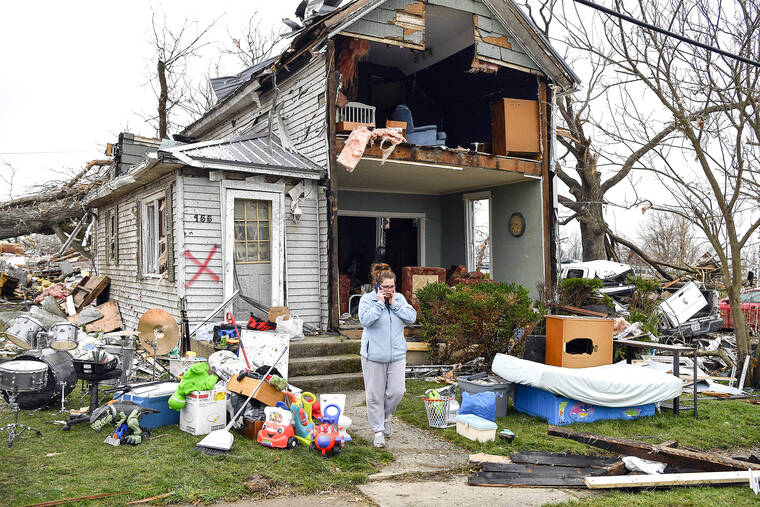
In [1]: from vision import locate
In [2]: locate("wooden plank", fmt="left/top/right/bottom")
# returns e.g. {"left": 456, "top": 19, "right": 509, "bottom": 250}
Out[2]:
{"left": 469, "top": 453, "right": 511, "bottom": 464}
{"left": 333, "top": 138, "right": 542, "bottom": 175}
{"left": 468, "top": 473, "right": 587, "bottom": 488}
{"left": 481, "top": 463, "right": 603, "bottom": 477}
{"left": 509, "top": 451, "right": 619, "bottom": 468}
{"left": 585, "top": 471, "right": 752, "bottom": 489}
{"left": 68, "top": 300, "right": 123, "bottom": 333}
{"left": 72, "top": 275, "right": 110, "bottom": 311}
{"left": 547, "top": 426, "right": 759, "bottom": 472}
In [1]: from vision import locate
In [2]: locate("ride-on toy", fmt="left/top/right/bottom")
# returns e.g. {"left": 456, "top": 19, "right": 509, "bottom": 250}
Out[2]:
{"left": 256, "top": 406, "right": 297, "bottom": 449}
{"left": 310, "top": 404, "right": 345, "bottom": 457}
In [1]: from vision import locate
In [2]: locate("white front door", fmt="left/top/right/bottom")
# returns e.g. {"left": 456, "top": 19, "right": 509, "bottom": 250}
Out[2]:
{"left": 224, "top": 188, "right": 284, "bottom": 319}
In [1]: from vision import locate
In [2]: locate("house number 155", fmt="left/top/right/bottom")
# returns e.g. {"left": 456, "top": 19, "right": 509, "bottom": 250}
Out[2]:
{"left": 193, "top": 214, "right": 213, "bottom": 223}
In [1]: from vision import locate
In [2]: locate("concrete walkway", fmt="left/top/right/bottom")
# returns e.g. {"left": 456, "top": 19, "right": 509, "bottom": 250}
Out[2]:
{"left": 207, "top": 389, "right": 592, "bottom": 506}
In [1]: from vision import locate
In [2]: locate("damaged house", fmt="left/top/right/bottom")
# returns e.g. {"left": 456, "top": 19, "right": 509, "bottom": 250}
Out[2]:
{"left": 84, "top": 0, "right": 579, "bottom": 331}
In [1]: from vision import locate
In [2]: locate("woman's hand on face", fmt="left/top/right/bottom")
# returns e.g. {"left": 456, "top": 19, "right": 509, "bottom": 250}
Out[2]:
{"left": 388, "top": 289, "right": 396, "bottom": 305}
{"left": 377, "top": 288, "right": 386, "bottom": 303}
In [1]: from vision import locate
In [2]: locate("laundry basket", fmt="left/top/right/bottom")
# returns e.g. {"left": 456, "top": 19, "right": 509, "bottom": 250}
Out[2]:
{"left": 423, "top": 396, "right": 455, "bottom": 428}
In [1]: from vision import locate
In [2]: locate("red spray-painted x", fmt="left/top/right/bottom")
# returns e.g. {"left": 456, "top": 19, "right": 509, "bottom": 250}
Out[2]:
{"left": 183, "top": 244, "right": 220, "bottom": 288}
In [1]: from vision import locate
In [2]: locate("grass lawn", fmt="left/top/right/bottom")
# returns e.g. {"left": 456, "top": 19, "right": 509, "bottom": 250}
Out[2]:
{"left": 397, "top": 380, "right": 760, "bottom": 506}
{"left": 0, "top": 387, "right": 392, "bottom": 506}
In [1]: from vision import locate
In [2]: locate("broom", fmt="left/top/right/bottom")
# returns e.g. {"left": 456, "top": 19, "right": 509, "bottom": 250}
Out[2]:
{"left": 195, "top": 346, "right": 288, "bottom": 455}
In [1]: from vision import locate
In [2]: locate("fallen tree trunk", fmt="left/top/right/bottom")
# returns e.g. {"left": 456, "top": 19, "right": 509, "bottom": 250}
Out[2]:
{"left": 0, "top": 185, "right": 94, "bottom": 240}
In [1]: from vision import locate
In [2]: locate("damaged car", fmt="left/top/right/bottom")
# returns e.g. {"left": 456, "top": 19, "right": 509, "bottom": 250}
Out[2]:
{"left": 561, "top": 261, "right": 722, "bottom": 338}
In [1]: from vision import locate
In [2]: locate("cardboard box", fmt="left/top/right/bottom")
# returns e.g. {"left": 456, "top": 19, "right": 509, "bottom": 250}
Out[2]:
{"left": 226, "top": 375, "right": 286, "bottom": 407}
{"left": 179, "top": 384, "right": 227, "bottom": 436}
{"left": 545, "top": 315, "right": 613, "bottom": 368}
{"left": 268, "top": 306, "right": 290, "bottom": 323}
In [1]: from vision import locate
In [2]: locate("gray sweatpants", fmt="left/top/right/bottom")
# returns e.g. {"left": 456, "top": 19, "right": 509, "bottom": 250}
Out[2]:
{"left": 361, "top": 357, "right": 406, "bottom": 433}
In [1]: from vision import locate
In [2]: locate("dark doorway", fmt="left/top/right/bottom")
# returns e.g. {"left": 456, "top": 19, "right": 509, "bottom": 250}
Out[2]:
{"left": 338, "top": 216, "right": 376, "bottom": 289}
{"left": 385, "top": 218, "right": 419, "bottom": 277}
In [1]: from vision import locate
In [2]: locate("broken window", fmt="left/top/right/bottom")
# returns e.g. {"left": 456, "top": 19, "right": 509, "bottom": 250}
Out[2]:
{"left": 141, "top": 193, "right": 167, "bottom": 275}
{"left": 234, "top": 199, "right": 271, "bottom": 264}
{"left": 464, "top": 192, "right": 491, "bottom": 274}
{"left": 106, "top": 205, "right": 118, "bottom": 265}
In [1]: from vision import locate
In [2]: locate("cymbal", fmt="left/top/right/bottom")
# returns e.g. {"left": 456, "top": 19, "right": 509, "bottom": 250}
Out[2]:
{"left": 137, "top": 309, "right": 179, "bottom": 356}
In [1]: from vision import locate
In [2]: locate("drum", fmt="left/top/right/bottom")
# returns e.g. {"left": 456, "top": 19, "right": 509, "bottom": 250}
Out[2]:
{"left": 0, "top": 360, "right": 48, "bottom": 393}
{"left": 50, "top": 322, "right": 79, "bottom": 351}
{"left": 2, "top": 349, "right": 77, "bottom": 410}
{"left": 4, "top": 315, "right": 46, "bottom": 350}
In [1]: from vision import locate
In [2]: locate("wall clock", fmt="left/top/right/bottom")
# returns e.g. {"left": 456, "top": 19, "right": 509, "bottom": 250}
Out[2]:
{"left": 509, "top": 212, "right": 526, "bottom": 237}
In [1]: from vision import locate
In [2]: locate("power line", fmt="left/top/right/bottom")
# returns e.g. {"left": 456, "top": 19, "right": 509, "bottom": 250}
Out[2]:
{"left": 573, "top": 0, "right": 760, "bottom": 69}
{"left": 0, "top": 150, "right": 102, "bottom": 155}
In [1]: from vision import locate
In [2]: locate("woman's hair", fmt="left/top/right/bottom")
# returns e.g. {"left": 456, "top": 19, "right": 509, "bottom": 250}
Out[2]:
{"left": 370, "top": 262, "right": 395, "bottom": 285}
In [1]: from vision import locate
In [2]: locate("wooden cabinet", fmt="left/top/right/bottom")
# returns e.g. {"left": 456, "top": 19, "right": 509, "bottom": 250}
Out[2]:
{"left": 545, "top": 315, "right": 613, "bottom": 368}
{"left": 490, "top": 98, "right": 540, "bottom": 156}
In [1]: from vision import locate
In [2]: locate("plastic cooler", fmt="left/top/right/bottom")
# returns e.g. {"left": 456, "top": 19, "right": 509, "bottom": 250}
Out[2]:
{"left": 118, "top": 382, "right": 180, "bottom": 429}
{"left": 455, "top": 413, "right": 497, "bottom": 442}
{"left": 457, "top": 372, "right": 513, "bottom": 417}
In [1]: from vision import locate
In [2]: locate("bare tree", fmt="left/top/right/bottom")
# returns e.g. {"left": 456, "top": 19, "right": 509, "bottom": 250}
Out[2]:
{"left": 522, "top": 1, "right": 683, "bottom": 263}
{"left": 149, "top": 12, "right": 217, "bottom": 138}
{"left": 638, "top": 211, "right": 704, "bottom": 275}
{"left": 222, "top": 12, "right": 280, "bottom": 68}
{"left": 590, "top": 0, "right": 760, "bottom": 383}
{"left": 0, "top": 159, "right": 16, "bottom": 200}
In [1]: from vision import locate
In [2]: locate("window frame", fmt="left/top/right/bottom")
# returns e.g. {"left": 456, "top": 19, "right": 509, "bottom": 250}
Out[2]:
{"left": 140, "top": 191, "right": 168, "bottom": 277}
{"left": 233, "top": 199, "right": 272, "bottom": 265}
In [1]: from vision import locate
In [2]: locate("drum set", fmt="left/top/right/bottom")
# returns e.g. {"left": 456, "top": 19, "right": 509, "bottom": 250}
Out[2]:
{"left": 1, "top": 315, "right": 78, "bottom": 411}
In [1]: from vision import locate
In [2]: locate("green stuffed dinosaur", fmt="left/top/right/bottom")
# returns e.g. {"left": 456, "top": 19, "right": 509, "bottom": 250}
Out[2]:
{"left": 90, "top": 400, "right": 159, "bottom": 445}
{"left": 169, "top": 361, "right": 219, "bottom": 410}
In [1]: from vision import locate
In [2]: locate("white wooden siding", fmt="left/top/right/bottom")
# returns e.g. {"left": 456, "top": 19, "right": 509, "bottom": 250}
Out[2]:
{"left": 202, "top": 57, "right": 329, "bottom": 169}
{"left": 179, "top": 174, "right": 224, "bottom": 326}
{"left": 94, "top": 173, "right": 180, "bottom": 330}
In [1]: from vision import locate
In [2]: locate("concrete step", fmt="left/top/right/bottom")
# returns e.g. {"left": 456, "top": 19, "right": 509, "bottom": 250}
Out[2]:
{"left": 289, "top": 336, "right": 360, "bottom": 358}
{"left": 289, "top": 372, "right": 365, "bottom": 393}
{"left": 289, "top": 354, "right": 362, "bottom": 376}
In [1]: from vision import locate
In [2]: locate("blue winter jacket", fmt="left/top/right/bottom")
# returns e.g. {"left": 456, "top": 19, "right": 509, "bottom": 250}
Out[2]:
{"left": 358, "top": 290, "right": 417, "bottom": 363}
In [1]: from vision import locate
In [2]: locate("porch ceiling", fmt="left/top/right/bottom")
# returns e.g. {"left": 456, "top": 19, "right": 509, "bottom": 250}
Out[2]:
{"left": 336, "top": 156, "right": 533, "bottom": 195}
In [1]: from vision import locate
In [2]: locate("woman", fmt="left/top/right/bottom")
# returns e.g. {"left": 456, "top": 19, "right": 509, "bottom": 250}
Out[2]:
{"left": 358, "top": 263, "right": 417, "bottom": 447}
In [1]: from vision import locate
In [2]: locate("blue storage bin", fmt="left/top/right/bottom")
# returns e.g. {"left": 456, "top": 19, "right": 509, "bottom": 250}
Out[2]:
{"left": 513, "top": 384, "right": 655, "bottom": 425}
{"left": 118, "top": 382, "right": 180, "bottom": 429}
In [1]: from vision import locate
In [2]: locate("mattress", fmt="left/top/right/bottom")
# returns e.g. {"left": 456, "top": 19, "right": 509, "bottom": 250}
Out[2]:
{"left": 492, "top": 353, "right": 682, "bottom": 407}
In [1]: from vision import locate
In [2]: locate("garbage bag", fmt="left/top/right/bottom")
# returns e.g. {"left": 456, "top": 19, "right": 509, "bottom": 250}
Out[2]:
{"left": 459, "top": 390, "right": 496, "bottom": 421}
{"left": 276, "top": 314, "right": 304, "bottom": 342}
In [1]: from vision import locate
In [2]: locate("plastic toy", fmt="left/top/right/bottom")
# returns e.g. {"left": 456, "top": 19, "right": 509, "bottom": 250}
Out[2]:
{"left": 256, "top": 407, "right": 297, "bottom": 449}
{"left": 309, "top": 404, "right": 345, "bottom": 457}
{"left": 291, "top": 404, "right": 314, "bottom": 446}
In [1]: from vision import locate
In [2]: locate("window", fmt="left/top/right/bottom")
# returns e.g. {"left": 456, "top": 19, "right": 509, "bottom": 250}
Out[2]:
{"left": 142, "top": 193, "right": 167, "bottom": 275}
{"left": 234, "top": 199, "right": 271, "bottom": 263}
{"left": 464, "top": 192, "right": 491, "bottom": 273}
{"left": 106, "top": 206, "right": 118, "bottom": 265}
{"left": 565, "top": 269, "right": 586, "bottom": 279}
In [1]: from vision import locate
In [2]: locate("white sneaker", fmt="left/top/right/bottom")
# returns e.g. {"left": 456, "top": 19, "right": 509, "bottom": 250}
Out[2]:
{"left": 383, "top": 420, "right": 392, "bottom": 438}
{"left": 373, "top": 432, "right": 385, "bottom": 448}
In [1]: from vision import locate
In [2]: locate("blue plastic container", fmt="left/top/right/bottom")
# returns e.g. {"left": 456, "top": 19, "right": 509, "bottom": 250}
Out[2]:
{"left": 118, "top": 382, "right": 180, "bottom": 429}
{"left": 513, "top": 384, "right": 655, "bottom": 426}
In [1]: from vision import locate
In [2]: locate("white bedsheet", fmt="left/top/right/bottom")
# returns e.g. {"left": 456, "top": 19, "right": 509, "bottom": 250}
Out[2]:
{"left": 492, "top": 353, "right": 683, "bottom": 407}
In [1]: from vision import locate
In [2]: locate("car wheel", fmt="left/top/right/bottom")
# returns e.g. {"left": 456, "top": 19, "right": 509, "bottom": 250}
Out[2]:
{"left": 287, "top": 437, "right": 297, "bottom": 449}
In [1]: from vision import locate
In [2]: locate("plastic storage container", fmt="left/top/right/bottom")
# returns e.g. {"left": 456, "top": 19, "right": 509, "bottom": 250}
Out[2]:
{"left": 513, "top": 384, "right": 655, "bottom": 426}
{"left": 455, "top": 413, "right": 497, "bottom": 442}
{"left": 457, "top": 372, "right": 512, "bottom": 417}
{"left": 119, "top": 382, "right": 180, "bottom": 429}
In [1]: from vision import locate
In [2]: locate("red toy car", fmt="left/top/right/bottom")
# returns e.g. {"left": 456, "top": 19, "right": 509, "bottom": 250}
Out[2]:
{"left": 257, "top": 407, "right": 298, "bottom": 449}
{"left": 719, "top": 288, "right": 760, "bottom": 331}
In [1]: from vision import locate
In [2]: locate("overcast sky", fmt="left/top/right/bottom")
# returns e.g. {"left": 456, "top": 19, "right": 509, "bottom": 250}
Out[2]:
{"left": 0, "top": 0, "right": 668, "bottom": 251}
{"left": 0, "top": 1, "right": 299, "bottom": 197}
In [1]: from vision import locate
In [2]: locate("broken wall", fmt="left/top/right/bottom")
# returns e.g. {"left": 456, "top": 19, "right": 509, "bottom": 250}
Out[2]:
{"left": 341, "top": 0, "right": 426, "bottom": 49}
{"left": 200, "top": 56, "right": 329, "bottom": 169}
{"left": 94, "top": 172, "right": 180, "bottom": 329}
